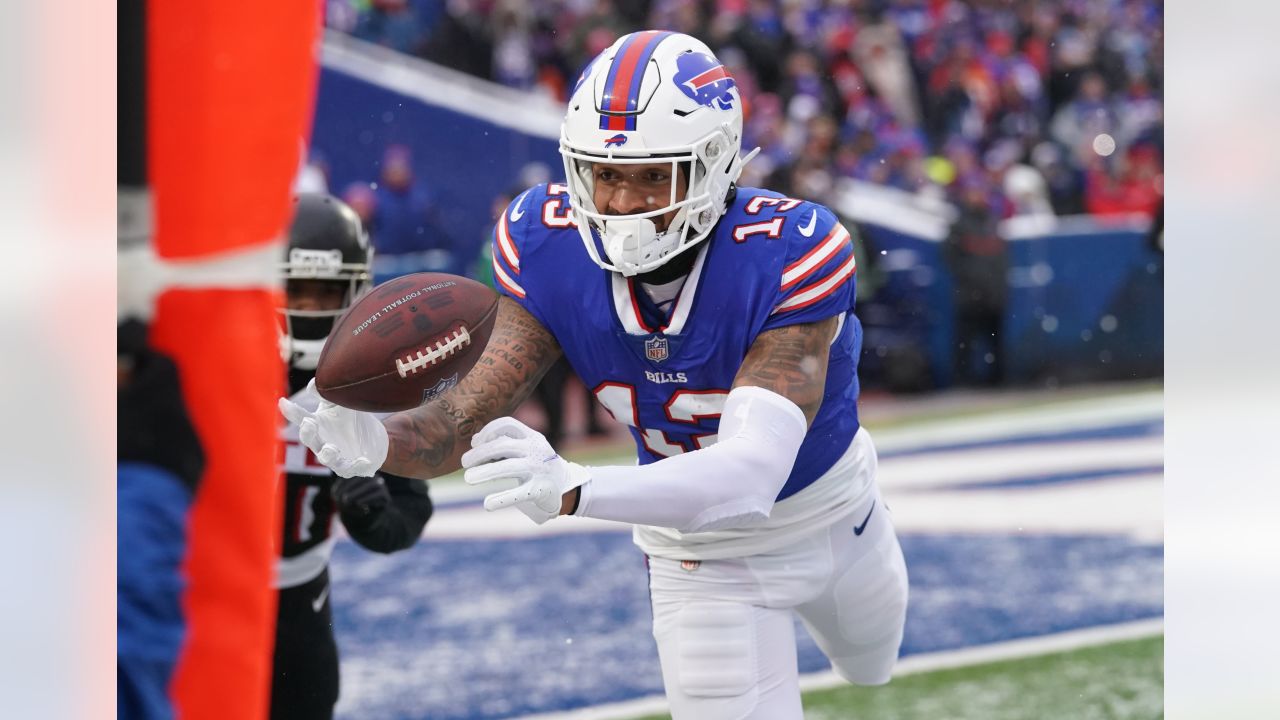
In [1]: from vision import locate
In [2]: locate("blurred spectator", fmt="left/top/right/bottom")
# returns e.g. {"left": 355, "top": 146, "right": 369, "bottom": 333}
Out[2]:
{"left": 984, "top": 138, "right": 1052, "bottom": 221}
{"left": 339, "top": 182, "right": 378, "bottom": 229}
{"left": 1046, "top": 9, "right": 1097, "bottom": 110}
{"left": 1030, "top": 140, "right": 1086, "bottom": 216}
{"left": 118, "top": 320, "right": 204, "bottom": 720}
{"left": 369, "top": 145, "right": 457, "bottom": 282}
{"left": 1114, "top": 73, "right": 1163, "bottom": 151}
{"left": 562, "top": 0, "right": 629, "bottom": 74}
{"left": 1084, "top": 142, "right": 1162, "bottom": 218}
{"left": 1049, "top": 71, "right": 1117, "bottom": 169}
{"left": 491, "top": 0, "right": 538, "bottom": 88}
{"left": 350, "top": 0, "right": 428, "bottom": 56}
{"left": 924, "top": 59, "right": 981, "bottom": 147}
{"left": 851, "top": 5, "right": 920, "bottom": 129}
{"left": 943, "top": 176, "right": 1008, "bottom": 387}
{"left": 1003, "top": 162, "right": 1054, "bottom": 219}
{"left": 422, "top": 0, "right": 494, "bottom": 78}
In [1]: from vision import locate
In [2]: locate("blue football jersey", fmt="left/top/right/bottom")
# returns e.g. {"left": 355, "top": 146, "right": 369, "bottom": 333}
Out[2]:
{"left": 491, "top": 183, "right": 862, "bottom": 500}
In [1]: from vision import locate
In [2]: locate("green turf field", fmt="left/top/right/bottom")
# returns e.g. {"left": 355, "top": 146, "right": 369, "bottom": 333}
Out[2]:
{"left": 632, "top": 636, "right": 1163, "bottom": 720}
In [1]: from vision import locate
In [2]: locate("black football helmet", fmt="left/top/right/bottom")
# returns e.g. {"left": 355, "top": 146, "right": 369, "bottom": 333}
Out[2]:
{"left": 278, "top": 193, "right": 372, "bottom": 371}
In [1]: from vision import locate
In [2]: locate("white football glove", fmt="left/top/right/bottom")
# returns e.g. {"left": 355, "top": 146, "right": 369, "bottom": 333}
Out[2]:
{"left": 278, "top": 379, "right": 389, "bottom": 478}
{"left": 461, "top": 417, "right": 590, "bottom": 525}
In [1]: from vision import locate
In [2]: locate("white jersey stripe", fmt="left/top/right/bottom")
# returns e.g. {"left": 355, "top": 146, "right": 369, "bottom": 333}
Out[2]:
{"left": 275, "top": 538, "right": 336, "bottom": 588}
{"left": 773, "top": 253, "right": 857, "bottom": 314}
{"left": 496, "top": 212, "right": 521, "bottom": 271}
{"left": 781, "top": 225, "right": 848, "bottom": 291}
{"left": 492, "top": 254, "right": 526, "bottom": 298}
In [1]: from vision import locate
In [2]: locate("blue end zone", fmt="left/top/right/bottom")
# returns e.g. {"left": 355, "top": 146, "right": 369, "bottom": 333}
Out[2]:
{"left": 330, "top": 531, "right": 1162, "bottom": 720}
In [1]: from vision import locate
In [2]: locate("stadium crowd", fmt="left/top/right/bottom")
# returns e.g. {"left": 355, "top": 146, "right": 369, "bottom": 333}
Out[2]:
{"left": 325, "top": 0, "right": 1163, "bottom": 220}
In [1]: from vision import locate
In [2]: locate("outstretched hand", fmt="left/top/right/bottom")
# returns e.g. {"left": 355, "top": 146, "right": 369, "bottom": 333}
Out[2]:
{"left": 461, "top": 417, "right": 589, "bottom": 525}
{"left": 279, "top": 380, "right": 389, "bottom": 478}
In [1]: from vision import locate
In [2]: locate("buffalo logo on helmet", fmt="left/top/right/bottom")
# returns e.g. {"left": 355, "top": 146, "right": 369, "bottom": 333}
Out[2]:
{"left": 604, "top": 133, "right": 628, "bottom": 148}
{"left": 644, "top": 335, "right": 669, "bottom": 363}
{"left": 673, "top": 52, "right": 736, "bottom": 110}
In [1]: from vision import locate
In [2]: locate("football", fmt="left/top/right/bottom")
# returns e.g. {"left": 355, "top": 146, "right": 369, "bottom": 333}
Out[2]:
{"left": 315, "top": 272, "right": 498, "bottom": 412}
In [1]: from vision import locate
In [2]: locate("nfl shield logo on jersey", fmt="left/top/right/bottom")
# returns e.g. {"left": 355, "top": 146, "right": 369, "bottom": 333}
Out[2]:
{"left": 644, "top": 335, "right": 669, "bottom": 363}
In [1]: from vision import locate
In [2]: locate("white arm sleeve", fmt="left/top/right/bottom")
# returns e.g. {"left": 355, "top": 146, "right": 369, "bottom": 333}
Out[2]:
{"left": 574, "top": 386, "right": 808, "bottom": 533}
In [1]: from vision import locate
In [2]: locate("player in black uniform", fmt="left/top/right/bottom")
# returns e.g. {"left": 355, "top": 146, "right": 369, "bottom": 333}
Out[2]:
{"left": 273, "top": 193, "right": 433, "bottom": 720}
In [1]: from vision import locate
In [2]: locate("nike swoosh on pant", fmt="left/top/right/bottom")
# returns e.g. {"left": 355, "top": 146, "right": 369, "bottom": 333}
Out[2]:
{"left": 312, "top": 583, "right": 330, "bottom": 612}
{"left": 853, "top": 499, "right": 876, "bottom": 536}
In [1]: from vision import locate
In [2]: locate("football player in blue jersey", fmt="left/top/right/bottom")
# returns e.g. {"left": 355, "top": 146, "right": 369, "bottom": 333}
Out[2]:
{"left": 282, "top": 31, "right": 908, "bottom": 720}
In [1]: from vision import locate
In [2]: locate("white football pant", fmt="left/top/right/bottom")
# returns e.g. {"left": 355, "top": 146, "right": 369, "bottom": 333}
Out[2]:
{"left": 647, "top": 487, "right": 908, "bottom": 720}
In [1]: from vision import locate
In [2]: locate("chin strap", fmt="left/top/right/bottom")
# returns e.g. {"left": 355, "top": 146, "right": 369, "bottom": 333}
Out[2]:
{"left": 280, "top": 334, "right": 325, "bottom": 370}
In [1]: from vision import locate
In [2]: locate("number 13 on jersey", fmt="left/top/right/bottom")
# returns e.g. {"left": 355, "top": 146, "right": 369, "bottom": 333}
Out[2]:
{"left": 594, "top": 382, "right": 729, "bottom": 457}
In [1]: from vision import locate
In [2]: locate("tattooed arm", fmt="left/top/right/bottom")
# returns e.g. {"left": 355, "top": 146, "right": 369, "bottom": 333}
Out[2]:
{"left": 731, "top": 315, "right": 839, "bottom": 426}
{"left": 381, "top": 297, "right": 562, "bottom": 479}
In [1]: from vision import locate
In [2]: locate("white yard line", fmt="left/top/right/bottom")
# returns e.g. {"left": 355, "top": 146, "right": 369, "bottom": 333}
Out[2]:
{"left": 880, "top": 436, "right": 1163, "bottom": 490}
{"left": 870, "top": 391, "right": 1162, "bottom": 454}
{"left": 511, "top": 619, "right": 1165, "bottom": 720}
{"left": 885, "top": 473, "right": 1164, "bottom": 542}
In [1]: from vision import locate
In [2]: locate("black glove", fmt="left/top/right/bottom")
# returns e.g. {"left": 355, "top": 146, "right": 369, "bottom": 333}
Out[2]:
{"left": 331, "top": 475, "right": 391, "bottom": 518}
{"left": 118, "top": 319, "right": 205, "bottom": 493}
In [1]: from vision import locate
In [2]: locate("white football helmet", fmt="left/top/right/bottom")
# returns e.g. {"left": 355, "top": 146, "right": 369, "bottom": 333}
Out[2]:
{"left": 560, "top": 31, "right": 759, "bottom": 276}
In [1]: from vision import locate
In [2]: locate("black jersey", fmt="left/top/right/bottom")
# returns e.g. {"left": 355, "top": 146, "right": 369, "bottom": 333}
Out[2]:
{"left": 277, "top": 380, "right": 432, "bottom": 588}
